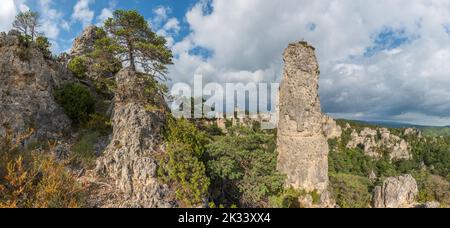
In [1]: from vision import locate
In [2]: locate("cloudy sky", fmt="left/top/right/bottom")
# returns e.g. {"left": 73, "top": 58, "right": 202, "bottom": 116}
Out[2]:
{"left": 2, "top": 0, "right": 450, "bottom": 126}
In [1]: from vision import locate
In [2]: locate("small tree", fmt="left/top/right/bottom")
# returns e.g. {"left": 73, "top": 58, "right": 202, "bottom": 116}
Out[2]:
{"left": 13, "top": 10, "right": 40, "bottom": 42}
{"left": 103, "top": 10, "right": 173, "bottom": 79}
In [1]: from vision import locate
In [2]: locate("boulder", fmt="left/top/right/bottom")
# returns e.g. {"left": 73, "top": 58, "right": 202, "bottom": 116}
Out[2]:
{"left": 373, "top": 174, "right": 418, "bottom": 208}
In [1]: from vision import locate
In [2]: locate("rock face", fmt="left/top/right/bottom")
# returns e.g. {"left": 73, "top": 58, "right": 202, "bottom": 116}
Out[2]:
{"left": 96, "top": 69, "right": 175, "bottom": 208}
{"left": 373, "top": 174, "right": 418, "bottom": 208}
{"left": 0, "top": 30, "right": 72, "bottom": 141}
{"left": 277, "top": 41, "right": 329, "bottom": 193}
{"left": 70, "top": 25, "right": 101, "bottom": 57}
{"left": 323, "top": 116, "right": 342, "bottom": 139}
{"left": 346, "top": 127, "right": 411, "bottom": 160}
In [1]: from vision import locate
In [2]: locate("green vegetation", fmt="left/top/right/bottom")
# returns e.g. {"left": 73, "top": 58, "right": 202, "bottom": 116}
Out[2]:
{"left": 423, "top": 127, "right": 450, "bottom": 137}
{"left": 330, "top": 120, "right": 450, "bottom": 208}
{"left": 329, "top": 173, "right": 372, "bottom": 208}
{"left": 70, "top": 131, "right": 101, "bottom": 168}
{"left": 12, "top": 10, "right": 53, "bottom": 61}
{"left": 103, "top": 10, "right": 173, "bottom": 75}
{"left": 13, "top": 10, "right": 40, "bottom": 43}
{"left": 205, "top": 126, "right": 285, "bottom": 208}
{"left": 158, "top": 118, "right": 210, "bottom": 207}
{"left": 35, "top": 36, "right": 52, "bottom": 59}
{"left": 268, "top": 188, "right": 302, "bottom": 208}
{"left": 54, "top": 83, "right": 95, "bottom": 124}
{"left": 68, "top": 56, "right": 89, "bottom": 79}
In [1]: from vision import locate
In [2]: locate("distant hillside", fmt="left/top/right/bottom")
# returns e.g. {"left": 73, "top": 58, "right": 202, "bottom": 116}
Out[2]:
{"left": 337, "top": 119, "right": 450, "bottom": 137}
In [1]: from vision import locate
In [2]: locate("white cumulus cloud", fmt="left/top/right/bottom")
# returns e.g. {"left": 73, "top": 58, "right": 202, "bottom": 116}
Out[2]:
{"left": 72, "top": 0, "right": 95, "bottom": 28}
{"left": 168, "top": 0, "right": 450, "bottom": 125}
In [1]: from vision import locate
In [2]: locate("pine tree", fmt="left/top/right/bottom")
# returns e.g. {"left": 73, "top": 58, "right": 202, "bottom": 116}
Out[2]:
{"left": 103, "top": 10, "right": 173, "bottom": 80}
{"left": 13, "top": 10, "right": 40, "bottom": 43}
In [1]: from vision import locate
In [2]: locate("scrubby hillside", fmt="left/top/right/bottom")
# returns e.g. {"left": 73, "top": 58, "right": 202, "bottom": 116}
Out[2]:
{"left": 1, "top": 9, "right": 448, "bottom": 209}
{"left": 328, "top": 120, "right": 450, "bottom": 208}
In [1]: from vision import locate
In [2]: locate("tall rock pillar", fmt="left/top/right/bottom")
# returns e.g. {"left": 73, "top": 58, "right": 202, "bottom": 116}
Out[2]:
{"left": 277, "top": 41, "right": 329, "bottom": 193}
{"left": 96, "top": 69, "right": 175, "bottom": 208}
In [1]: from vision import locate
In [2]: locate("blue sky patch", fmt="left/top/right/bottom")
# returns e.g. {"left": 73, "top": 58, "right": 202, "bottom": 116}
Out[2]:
{"left": 364, "top": 27, "right": 414, "bottom": 57}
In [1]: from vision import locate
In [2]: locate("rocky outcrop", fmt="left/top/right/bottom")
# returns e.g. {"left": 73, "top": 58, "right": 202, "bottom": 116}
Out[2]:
{"left": 277, "top": 41, "right": 330, "bottom": 193}
{"left": 323, "top": 116, "right": 342, "bottom": 139}
{"left": 373, "top": 174, "right": 418, "bottom": 208}
{"left": 0, "top": 30, "right": 72, "bottom": 141}
{"left": 96, "top": 69, "right": 175, "bottom": 208}
{"left": 70, "top": 25, "right": 101, "bottom": 57}
{"left": 404, "top": 128, "right": 423, "bottom": 138}
{"left": 346, "top": 127, "right": 411, "bottom": 160}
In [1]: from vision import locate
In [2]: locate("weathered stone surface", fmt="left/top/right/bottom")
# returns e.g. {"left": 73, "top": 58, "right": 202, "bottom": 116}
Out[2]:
{"left": 346, "top": 127, "right": 412, "bottom": 161}
{"left": 0, "top": 31, "right": 72, "bottom": 141}
{"left": 404, "top": 128, "right": 422, "bottom": 138}
{"left": 96, "top": 69, "right": 175, "bottom": 208}
{"left": 323, "top": 116, "right": 342, "bottom": 139}
{"left": 70, "top": 25, "right": 101, "bottom": 57}
{"left": 417, "top": 201, "right": 441, "bottom": 208}
{"left": 276, "top": 41, "right": 329, "bottom": 193}
{"left": 373, "top": 174, "right": 418, "bottom": 208}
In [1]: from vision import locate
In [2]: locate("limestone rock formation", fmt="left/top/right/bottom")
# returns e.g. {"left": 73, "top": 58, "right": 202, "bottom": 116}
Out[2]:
{"left": 373, "top": 174, "right": 418, "bottom": 208}
{"left": 323, "top": 116, "right": 342, "bottom": 139}
{"left": 346, "top": 127, "right": 411, "bottom": 160}
{"left": 404, "top": 128, "right": 423, "bottom": 138}
{"left": 277, "top": 41, "right": 330, "bottom": 193}
{"left": 0, "top": 30, "right": 72, "bottom": 141}
{"left": 96, "top": 69, "right": 175, "bottom": 208}
{"left": 70, "top": 25, "right": 101, "bottom": 57}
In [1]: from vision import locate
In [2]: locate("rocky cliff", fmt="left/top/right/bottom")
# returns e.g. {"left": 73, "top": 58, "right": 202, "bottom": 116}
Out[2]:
{"left": 96, "top": 69, "right": 175, "bottom": 208}
{"left": 70, "top": 25, "right": 101, "bottom": 57}
{"left": 276, "top": 41, "right": 330, "bottom": 194}
{"left": 346, "top": 127, "right": 412, "bottom": 161}
{"left": 0, "top": 30, "right": 72, "bottom": 141}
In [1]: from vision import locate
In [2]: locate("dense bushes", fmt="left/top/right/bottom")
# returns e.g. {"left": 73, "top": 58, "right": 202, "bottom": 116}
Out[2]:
{"left": 158, "top": 118, "right": 210, "bottom": 207}
{"left": 158, "top": 121, "right": 286, "bottom": 208}
{"left": 54, "top": 83, "right": 95, "bottom": 124}
{"left": 205, "top": 126, "right": 285, "bottom": 208}
{"left": 329, "top": 173, "right": 372, "bottom": 208}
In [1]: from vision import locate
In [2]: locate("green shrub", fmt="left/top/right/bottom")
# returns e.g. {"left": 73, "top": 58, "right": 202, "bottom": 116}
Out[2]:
{"left": 35, "top": 36, "right": 52, "bottom": 59}
{"left": 54, "top": 83, "right": 95, "bottom": 124}
{"left": 330, "top": 173, "right": 372, "bottom": 208}
{"left": 269, "top": 188, "right": 301, "bottom": 208}
{"left": 68, "top": 56, "right": 89, "bottom": 79}
{"left": 158, "top": 118, "right": 210, "bottom": 207}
